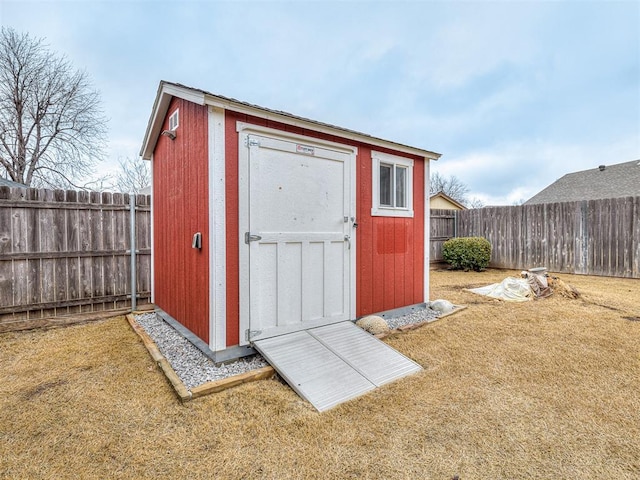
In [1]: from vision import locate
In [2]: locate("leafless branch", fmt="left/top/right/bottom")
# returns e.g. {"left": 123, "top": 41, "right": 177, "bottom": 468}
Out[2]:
{"left": 430, "top": 172, "right": 485, "bottom": 208}
{"left": 112, "top": 156, "right": 150, "bottom": 194}
{"left": 0, "top": 27, "right": 107, "bottom": 188}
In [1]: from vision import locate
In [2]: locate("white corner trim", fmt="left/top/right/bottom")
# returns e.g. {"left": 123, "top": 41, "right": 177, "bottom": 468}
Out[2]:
{"left": 209, "top": 106, "right": 227, "bottom": 352}
{"left": 149, "top": 154, "right": 155, "bottom": 304}
{"left": 424, "top": 158, "right": 431, "bottom": 304}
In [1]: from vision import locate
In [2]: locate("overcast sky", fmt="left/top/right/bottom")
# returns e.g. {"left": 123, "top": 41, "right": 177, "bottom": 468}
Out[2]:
{"left": 2, "top": 0, "right": 639, "bottom": 205}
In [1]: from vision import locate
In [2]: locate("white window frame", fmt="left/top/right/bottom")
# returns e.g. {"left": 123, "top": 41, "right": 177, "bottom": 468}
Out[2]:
{"left": 169, "top": 109, "right": 179, "bottom": 131}
{"left": 371, "top": 150, "right": 414, "bottom": 217}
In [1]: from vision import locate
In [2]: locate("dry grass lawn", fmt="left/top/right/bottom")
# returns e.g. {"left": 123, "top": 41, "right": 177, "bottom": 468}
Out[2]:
{"left": 1, "top": 269, "right": 639, "bottom": 479}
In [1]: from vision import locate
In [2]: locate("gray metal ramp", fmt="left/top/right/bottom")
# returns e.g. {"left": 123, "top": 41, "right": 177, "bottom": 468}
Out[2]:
{"left": 308, "top": 321, "right": 423, "bottom": 386}
{"left": 253, "top": 321, "right": 422, "bottom": 412}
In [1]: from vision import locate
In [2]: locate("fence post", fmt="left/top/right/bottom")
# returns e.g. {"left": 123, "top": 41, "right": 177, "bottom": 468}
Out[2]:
{"left": 576, "top": 200, "right": 589, "bottom": 274}
{"left": 454, "top": 209, "right": 458, "bottom": 238}
{"left": 130, "top": 194, "right": 137, "bottom": 312}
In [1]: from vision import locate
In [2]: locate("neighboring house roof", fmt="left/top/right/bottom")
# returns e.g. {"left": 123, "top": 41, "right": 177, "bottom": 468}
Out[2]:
{"left": 0, "top": 177, "right": 26, "bottom": 188}
{"left": 429, "top": 191, "right": 467, "bottom": 210}
{"left": 140, "top": 81, "right": 442, "bottom": 162}
{"left": 525, "top": 160, "right": 640, "bottom": 205}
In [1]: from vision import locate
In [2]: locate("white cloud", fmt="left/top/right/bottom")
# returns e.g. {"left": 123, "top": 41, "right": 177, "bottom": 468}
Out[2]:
{"left": 412, "top": 3, "right": 544, "bottom": 91}
{"left": 433, "top": 133, "right": 640, "bottom": 205}
{"left": 2, "top": 0, "right": 638, "bottom": 197}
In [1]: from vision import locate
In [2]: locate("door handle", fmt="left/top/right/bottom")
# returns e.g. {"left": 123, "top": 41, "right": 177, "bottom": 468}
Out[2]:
{"left": 245, "top": 232, "right": 262, "bottom": 244}
{"left": 192, "top": 232, "right": 202, "bottom": 249}
{"left": 344, "top": 235, "right": 351, "bottom": 249}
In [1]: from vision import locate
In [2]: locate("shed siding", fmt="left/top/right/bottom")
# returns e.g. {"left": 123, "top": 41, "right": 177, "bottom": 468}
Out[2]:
{"left": 356, "top": 147, "right": 425, "bottom": 315}
{"left": 224, "top": 112, "right": 425, "bottom": 346}
{"left": 224, "top": 112, "right": 242, "bottom": 347}
{"left": 153, "top": 98, "right": 210, "bottom": 342}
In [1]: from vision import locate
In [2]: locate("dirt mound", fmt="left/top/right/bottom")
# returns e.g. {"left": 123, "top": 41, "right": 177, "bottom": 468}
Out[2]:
{"left": 549, "top": 276, "right": 580, "bottom": 299}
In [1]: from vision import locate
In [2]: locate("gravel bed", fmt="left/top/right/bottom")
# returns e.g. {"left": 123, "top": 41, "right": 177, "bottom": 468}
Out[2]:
{"left": 135, "top": 312, "right": 268, "bottom": 389}
{"left": 383, "top": 307, "right": 441, "bottom": 330}
{"left": 134, "top": 306, "right": 443, "bottom": 389}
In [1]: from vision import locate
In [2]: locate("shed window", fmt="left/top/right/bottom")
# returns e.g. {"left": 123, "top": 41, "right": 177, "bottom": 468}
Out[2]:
{"left": 169, "top": 109, "right": 179, "bottom": 130}
{"left": 372, "top": 151, "right": 413, "bottom": 217}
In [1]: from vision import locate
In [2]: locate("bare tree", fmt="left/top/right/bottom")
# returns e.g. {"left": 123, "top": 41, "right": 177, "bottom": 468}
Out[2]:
{"left": 467, "top": 197, "right": 485, "bottom": 208}
{"left": 113, "top": 156, "right": 150, "bottom": 194}
{"left": 0, "top": 27, "right": 107, "bottom": 188}
{"left": 430, "top": 172, "right": 484, "bottom": 208}
{"left": 430, "top": 172, "right": 470, "bottom": 201}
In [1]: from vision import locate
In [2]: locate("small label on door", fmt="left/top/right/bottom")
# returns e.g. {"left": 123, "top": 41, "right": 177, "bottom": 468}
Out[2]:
{"left": 296, "top": 144, "right": 315, "bottom": 156}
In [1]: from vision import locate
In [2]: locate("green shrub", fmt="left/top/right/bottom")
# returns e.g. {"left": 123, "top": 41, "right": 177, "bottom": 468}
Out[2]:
{"left": 442, "top": 236, "right": 491, "bottom": 271}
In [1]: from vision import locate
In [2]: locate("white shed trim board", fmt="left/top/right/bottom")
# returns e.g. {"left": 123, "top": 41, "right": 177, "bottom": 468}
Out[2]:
{"left": 209, "top": 106, "right": 227, "bottom": 352}
{"left": 424, "top": 158, "right": 431, "bottom": 304}
{"left": 149, "top": 153, "right": 155, "bottom": 305}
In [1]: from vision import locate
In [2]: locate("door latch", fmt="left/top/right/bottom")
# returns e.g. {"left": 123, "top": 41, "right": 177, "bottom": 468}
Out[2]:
{"left": 245, "top": 232, "right": 262, "bottom": 244}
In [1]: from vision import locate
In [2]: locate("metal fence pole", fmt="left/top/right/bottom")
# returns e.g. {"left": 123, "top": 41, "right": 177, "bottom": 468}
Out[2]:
{"left": 130, "top": 194, "right": 137, "bottom": 312}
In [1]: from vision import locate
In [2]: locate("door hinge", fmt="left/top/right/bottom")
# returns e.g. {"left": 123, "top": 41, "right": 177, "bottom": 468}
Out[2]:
{"left": 245, "top": 329, "right": 262, "bottom": 341}
{"left": 245, "top": 136, "right": 260, "bottom": 147}
{"left": 245, "top": 232, "right": 262, "bottom": 244}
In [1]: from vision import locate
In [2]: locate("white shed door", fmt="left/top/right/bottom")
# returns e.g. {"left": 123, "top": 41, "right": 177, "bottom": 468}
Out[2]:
{"left": 242, "top": 133, "right": 355, "bottom": 342}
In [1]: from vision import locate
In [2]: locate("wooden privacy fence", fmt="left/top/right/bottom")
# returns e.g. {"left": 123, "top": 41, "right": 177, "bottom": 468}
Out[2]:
{"left": 0, "top": 186, "right": 151, "bottom": 331}
{"left": 452, "top": 196, "right": 640, "bottom": 278}
{"left": 429, "top": 208, "right": 458, "bottom": 263}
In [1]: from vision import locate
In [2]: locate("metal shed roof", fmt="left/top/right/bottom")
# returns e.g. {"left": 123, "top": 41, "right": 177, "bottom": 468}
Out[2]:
{"left": 140, "top": 81, "right": 441, "bottom": 161}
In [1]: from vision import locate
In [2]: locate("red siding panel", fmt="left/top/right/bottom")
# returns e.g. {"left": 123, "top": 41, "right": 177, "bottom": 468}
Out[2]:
{"left": 356, "top": 149, "right": 425, "bottom": 316}
{"left": 412, "top": 159, "right": 426, "bottom": 304}
{"left": 357, "top": 145, "right": 375, "bottom": 316}
{"left": 224, "top": 112, "right": 241, "bottom": 347}
{"left": 153, "top": 98, "right": 210, "bottom": 343}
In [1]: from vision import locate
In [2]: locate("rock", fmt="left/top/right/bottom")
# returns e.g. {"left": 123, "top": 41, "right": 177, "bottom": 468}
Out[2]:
{"left": 429, "top": 299, "right": 455, "bottom": 314}
{"left": 356, "top": 315, "right": 390, "bottom": 335}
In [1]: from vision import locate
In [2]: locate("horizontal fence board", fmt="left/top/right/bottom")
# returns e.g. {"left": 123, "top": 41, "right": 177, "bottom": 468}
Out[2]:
{"left": 0, "top": 249, "right": 150, "bottom": 261}
{"left": 0, "top": 199, "right": 150, "bottom": 211}
{"left": 0, "top": 186, "right": 152, "bottom": 325}
{"left": 0, "top": 293, "right": 152, "bottom": 315}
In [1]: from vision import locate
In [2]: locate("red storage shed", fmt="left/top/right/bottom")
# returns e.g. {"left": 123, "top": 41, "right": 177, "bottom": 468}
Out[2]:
{"left": 140, "top": 81, "right": 441, "bottom": 362}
